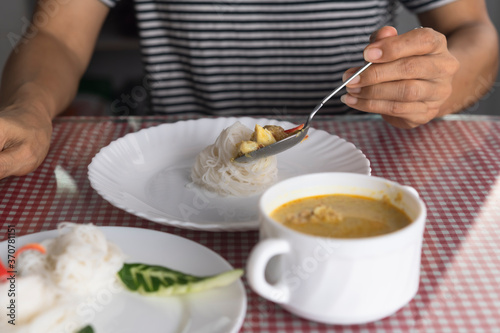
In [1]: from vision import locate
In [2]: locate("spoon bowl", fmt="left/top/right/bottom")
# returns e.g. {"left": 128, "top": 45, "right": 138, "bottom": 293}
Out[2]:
{"left": 234, "top": 62, "right": 372, "bottom": 163}
{"left": 234, "top": 126, "right": 310, "bottom": 163}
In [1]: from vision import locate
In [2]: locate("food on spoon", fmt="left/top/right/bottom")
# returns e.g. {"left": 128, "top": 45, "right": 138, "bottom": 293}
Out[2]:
{"left": 118, "top": 263, "right": 243, "bottom": 296}
{"left": 238, "top": 125, "right": 276, "bottom": 155}
{"left": 254, "top": 125, "right": 276, "bottom": 146}
{"left": 260, "top": 125, "right": 286, "bottom": 141}
{"left": 238, "top": 140, "right": 261, "bottom": 155}
{"left": 191, "top": 121, "right": 307, "bottom": 196}
{"left": 191, "top": 121, "right": 278, "bottom": 197}
{"left": 236, "top": 123, "right": 305, "bottom": 157}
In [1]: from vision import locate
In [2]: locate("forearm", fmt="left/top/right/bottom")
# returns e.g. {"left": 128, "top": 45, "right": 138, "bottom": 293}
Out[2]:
{"left": 0, "top": 30, "right": 87, "bottom": 120}
{"left": 439, "top": 21, "right": 499, "bottom": 116}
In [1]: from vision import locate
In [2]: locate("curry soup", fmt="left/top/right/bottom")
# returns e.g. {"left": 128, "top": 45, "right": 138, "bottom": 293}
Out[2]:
{"left": 270, "top": 194, "right": 412, "bottom": 238}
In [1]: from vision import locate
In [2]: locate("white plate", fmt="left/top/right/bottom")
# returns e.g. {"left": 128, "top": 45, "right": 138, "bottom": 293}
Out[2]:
{"left": 88, "top": 117, "right": 370, "bottom": 231}
{"left": 0, "top": 227, "right": 246, "bottom": 333}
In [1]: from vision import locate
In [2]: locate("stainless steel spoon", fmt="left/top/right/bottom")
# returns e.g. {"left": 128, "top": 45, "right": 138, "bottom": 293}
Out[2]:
{"left": 234, "top": 62, "right": 372, "bottom": 163}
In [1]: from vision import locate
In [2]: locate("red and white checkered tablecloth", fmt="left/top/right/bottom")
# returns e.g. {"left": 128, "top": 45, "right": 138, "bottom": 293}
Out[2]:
{"left": 1, "top": 114, "right": 499, "bottom": 332}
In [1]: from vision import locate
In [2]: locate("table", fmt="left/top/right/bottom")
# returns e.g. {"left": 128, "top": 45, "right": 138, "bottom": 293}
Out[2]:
{"left": 1, "top": 114, "right": 499, "bottom": 332}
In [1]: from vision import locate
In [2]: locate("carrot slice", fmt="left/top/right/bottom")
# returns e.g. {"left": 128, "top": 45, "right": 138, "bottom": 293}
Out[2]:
{"left": 0, "top": 243, "right": 46, "bottom": 282}
{"left": 0, "top": 264, "right": 6, "bottom": 281}
{"left": 14, "top": 243, "right": 46, "bottom": 257}
{"left": 284, "top": 124, "right": 304, "bottom": 134}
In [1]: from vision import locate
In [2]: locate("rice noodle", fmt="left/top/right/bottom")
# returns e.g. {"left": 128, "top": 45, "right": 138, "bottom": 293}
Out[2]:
{"left": 191, "top": 121, "right": 278, "bottom": 196}
{"left": 0, "top": 223, "right": 125, "bottom": 333}
{"left": 19, "top": 222, "right": 125, "bottom": 296}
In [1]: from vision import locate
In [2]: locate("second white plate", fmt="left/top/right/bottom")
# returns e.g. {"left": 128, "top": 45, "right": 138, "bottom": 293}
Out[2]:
{"left": 88, "top": 117, "right": 370, "bottom": 231}
{"left": 0, "top": 227, "right": 246, "bottom": 333}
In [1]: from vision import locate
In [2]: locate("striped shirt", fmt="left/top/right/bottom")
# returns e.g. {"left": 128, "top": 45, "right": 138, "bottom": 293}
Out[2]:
{"left": 100, "top": 0, "right": 456, "bottom": 115}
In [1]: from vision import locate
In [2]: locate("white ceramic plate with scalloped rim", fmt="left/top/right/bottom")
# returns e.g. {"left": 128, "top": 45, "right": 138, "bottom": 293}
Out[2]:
{"left": 0, "top": 227, "right": 246, "bottom": 333}
{"left": 88, "top": 117, "right": 371, "bottom": 231}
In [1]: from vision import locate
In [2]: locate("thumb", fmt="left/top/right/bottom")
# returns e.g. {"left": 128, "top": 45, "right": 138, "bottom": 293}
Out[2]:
{"left": 365, "top": 26, "right": 398, "bottom": 63}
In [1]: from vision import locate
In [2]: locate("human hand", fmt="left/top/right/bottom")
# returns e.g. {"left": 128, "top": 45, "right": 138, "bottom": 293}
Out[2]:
{"left": 0, "top": 105, "right": 52, "bottom": 179}
{"left": 341, "top": 26, "right": 459, "bottom": 129}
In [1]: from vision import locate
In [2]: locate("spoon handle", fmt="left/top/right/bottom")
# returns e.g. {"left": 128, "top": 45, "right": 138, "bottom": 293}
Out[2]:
{"left": 306, "top": 62, "right": 372, "bottom": 126}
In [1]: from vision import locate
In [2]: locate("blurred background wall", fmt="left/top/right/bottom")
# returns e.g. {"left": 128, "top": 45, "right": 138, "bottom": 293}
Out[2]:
{"left": 1, "top": 0, "right": 499, "bottom": 115}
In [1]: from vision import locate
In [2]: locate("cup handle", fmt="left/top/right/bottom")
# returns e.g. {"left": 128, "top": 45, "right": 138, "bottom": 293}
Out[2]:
{"left": 246, "top": 239, "right": 291, "bottom": 304}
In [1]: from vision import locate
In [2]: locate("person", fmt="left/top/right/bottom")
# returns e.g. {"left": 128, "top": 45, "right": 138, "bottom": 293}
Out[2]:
{"left": 0, "top": 0, "right": 498, "bottom": 179}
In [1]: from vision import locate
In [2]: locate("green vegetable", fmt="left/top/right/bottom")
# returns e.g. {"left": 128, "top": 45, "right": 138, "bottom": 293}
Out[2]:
{"left": 77, "top": 325, "right": 94, "bottom": 333}
{"left": 118, "top": 263, "right": 243, "bottom": 296}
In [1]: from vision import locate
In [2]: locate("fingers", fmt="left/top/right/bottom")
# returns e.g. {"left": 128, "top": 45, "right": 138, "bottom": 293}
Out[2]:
{"left": 345, "top": 80, "right": 452, "bottom": 103}
{"left": 344, "top": 55, "right": 455, "bottom": 86}
{"left": 344, "top": 51, "right": 458, "bottom": 88}
{"left": 0, "top": 148, "right": 24, "bottom": 179}
{"left": 364, "top": 27, "right": 447, "bottom": 63}
{"left": 340, "top": 94, "right": 441, "bottom": 128}
{"left": 340, "top": 27, "right": 459, "bottom": 129}
{"left": 369, "top": 26, "right": 398, "bottom": 43}
{"left": 0, "top": 105, "right": 53, "bottom": 179}
{"left": 0, "top": 124, "right": 50, "bottom": 179}
{"left": 381, "top": 114, "right": 423, "bottom": 130}
{"left": 340, "top": 92, "right": 438, "bottom": 117}
{"left": 0, "top": 144, "right": 42, "bottom": 178}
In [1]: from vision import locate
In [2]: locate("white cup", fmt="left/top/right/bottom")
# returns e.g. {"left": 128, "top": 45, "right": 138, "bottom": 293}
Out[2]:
{"left": 246, "top": 172, "right": 426, "bottom": 325}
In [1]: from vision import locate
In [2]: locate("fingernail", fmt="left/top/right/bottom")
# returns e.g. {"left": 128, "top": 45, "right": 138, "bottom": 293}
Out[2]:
{"left": 346, "top": 75, "right": 360, "bottom": 85}
{"left": 364, "top": 48, "right": 382, "bottom": 61}
{"left": 346, "top": 87, "right": 361, "bottom": 94}
{"left": 340, "top": 94, "right": 358, "bottom": 105}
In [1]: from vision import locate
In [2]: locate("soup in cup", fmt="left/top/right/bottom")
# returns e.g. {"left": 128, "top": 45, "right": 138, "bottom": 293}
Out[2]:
{"left": 246, "top": 172, "right": 426, "bottom": 325}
